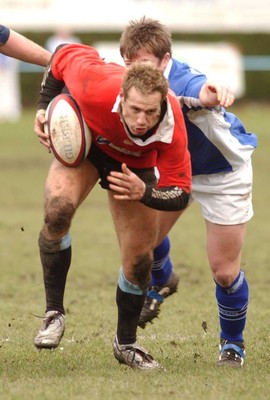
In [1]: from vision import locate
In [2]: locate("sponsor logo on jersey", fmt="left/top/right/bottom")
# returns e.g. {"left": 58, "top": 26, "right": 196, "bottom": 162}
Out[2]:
{"left": 96, "top": 135, "right": 110, "bottom": 144}
{"left": 123, "top": 139, "right": 133, "bottom": 145}
{"left": 96, "top": 135, "right": 142, "bottom": 156}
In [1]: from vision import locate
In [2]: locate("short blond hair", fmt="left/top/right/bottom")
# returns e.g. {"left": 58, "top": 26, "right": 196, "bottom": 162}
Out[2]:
{"left": 121, "top": 61, "right": 168, "bottom": 101}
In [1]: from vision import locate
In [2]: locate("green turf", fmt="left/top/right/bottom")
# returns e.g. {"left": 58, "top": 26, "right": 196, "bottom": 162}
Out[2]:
{"left": 0, "top": 104, "right": 269, "bottom": 399}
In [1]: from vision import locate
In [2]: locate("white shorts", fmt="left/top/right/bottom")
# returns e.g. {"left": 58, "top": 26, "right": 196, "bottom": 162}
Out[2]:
{"left": 190, "top": 159, "right": 253, "bottom": 225}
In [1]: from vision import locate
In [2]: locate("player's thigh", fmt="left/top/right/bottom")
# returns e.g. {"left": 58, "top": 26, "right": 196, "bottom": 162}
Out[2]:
{"left": 157, "top": 209, "right": 186, "bottom": 243}
{"left": 108, "top": 191, "right": 159, "bottom": 259}
{"left": 45, "top": 157, "right": 99, "bottom": 207}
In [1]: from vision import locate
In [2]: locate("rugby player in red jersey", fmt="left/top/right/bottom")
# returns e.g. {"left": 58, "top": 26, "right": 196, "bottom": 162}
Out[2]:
{"left": 34, "top": 44, "right": 191, "bottom": 369}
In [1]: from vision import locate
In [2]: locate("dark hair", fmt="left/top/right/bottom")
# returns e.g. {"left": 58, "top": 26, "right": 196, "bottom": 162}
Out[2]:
{"left": 119, "top": 16, "right": 172, "bottom": 61}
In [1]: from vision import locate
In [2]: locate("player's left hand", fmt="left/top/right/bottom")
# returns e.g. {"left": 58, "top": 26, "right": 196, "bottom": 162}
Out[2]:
{"left": 200, "top": 81, "right": 235, "bottom": 108}
{"left": 108, "top": 163, "right": 146, "bottom": 201}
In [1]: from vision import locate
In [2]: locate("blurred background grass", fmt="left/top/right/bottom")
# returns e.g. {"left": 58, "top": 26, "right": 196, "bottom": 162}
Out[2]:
{"left": 0, "top": 103, "right": 269, "bottom": 399}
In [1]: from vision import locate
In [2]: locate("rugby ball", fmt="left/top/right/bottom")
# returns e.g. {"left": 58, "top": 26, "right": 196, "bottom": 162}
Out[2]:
{"left": 45, "top": 94, "right": 91, "bottom": 167}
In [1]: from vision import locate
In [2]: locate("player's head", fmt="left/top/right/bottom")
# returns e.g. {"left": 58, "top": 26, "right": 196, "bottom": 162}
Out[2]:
{"left": 120, "top": 17, "right": 172, "bottom": 72}
{"left": 120, "top": 61, "right": 168, "bottom": 136}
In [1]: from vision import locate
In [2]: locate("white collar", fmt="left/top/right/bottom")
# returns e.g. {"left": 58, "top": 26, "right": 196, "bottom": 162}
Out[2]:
{"left": 111, "top": 95, "right": 175, "bottom": 146}
{"left": 164, "top": 58, "right": 173, "bottom": 79}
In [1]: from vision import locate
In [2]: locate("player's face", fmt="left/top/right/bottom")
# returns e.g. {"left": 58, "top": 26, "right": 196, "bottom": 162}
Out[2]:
{"left": 123, "top": 49, "right": 170, "bottom": 73}
{"left": 120, "top": 86, "right": 162, "bottom": 136}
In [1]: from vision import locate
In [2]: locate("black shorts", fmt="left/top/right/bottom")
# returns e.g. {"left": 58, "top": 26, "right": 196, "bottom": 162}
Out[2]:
{"left": 88, "top": 144, "right": 157, "bottom": 190}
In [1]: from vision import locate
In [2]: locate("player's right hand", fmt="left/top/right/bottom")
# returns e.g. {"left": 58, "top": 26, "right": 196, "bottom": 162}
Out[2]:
{"left": 34, "top": 109, "right": 51, "bottom": 152}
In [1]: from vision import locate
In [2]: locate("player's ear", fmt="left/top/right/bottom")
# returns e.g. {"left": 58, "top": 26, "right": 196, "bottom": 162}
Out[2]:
{"left": 119, "top": 88, "right": 124, "bottom": 102}
{"left": 160, "top": 52, "right": 171, "bottom": 71}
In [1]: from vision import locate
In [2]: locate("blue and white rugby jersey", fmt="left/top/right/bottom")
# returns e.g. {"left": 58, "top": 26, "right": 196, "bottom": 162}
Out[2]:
{"left": 165, "top": 58, "right": 257, "bottom": 176}
{"left": 0, "top": 25, "right": 10, "bottom": 45}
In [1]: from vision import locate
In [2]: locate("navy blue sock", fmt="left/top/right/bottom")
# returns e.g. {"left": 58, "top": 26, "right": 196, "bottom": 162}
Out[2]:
{"left": 216, "top": 270, "right": 249, "bottom": 343}
{"left": 152, "top": 236, "right": 172, "bottom": 286}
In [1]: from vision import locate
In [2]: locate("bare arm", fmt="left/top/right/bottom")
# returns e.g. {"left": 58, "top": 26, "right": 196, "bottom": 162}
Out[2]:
{"left": 199, "top": 80, "right": 235, "bottom": 108}
{"left": 108, "top": 164, "right": 189, "bottom": 211}
{"left": 0, "top": 29, "right": 51, "bottom": 66}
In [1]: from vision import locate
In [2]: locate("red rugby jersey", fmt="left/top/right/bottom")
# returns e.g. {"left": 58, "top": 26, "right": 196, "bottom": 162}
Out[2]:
{"left": 51, "top": 44, "right": 191, "bottom": 193}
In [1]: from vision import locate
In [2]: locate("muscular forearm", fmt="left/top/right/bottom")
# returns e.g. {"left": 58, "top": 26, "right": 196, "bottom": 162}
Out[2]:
{"left": 37, "top": 45, "right": 67, "bottom": 110}
{"left": 108, "top": 163, "right": 190, "bottom": 211}
{"left": 37, "top": 67, "right": 65, "bottom": 110}
{"left": 140, "top": 185, "right": 190, "bottom": 211}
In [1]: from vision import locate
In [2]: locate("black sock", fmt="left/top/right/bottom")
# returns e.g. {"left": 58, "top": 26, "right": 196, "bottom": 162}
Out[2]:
{"left": 40, "top": 246, "right": 71, "bottom": 314}
{"left": 116, "top": 285, "right": 146, "bottom": 345}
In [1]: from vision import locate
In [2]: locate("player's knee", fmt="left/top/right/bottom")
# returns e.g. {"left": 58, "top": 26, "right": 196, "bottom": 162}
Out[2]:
{"left": 133, "top": 253, "right": 153, "bottom": 290}
{"left": 38, "top": 231, "right": 71, "bottom": 253}
{"left": 44, "top": 196, "right": 75, "bottom": 235}
{"left": 214, "top": 270, "right": 239, "bottom": 287}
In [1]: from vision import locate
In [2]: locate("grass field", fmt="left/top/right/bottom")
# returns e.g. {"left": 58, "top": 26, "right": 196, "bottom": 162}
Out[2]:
{"left": 0, "top": 103, "right": 269, "bottom": 399}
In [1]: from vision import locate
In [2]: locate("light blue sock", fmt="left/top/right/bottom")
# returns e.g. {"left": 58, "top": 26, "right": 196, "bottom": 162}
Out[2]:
{"left": 216, "top": 270, "right": 249, "bottom": 342}
{"left": 118, "top": 267, "right": 144, "bottom": 295}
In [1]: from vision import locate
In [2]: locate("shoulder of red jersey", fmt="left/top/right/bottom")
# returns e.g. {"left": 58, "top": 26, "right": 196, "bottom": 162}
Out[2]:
{"left": 52, "top": 44, "right": 104, "bottom": 78}
{"left": 55, "top": 43, "right": 100, "bottom": 57}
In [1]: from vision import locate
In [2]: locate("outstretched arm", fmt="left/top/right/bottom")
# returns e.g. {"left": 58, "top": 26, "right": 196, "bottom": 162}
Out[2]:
{"left": 0, "top": 28, "right": 51, "bottom": 66}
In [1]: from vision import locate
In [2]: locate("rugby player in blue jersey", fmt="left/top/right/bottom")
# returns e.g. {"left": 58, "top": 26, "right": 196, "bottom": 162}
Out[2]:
{"left": 120, "top": 17, "right": 257, "bottom": 367}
